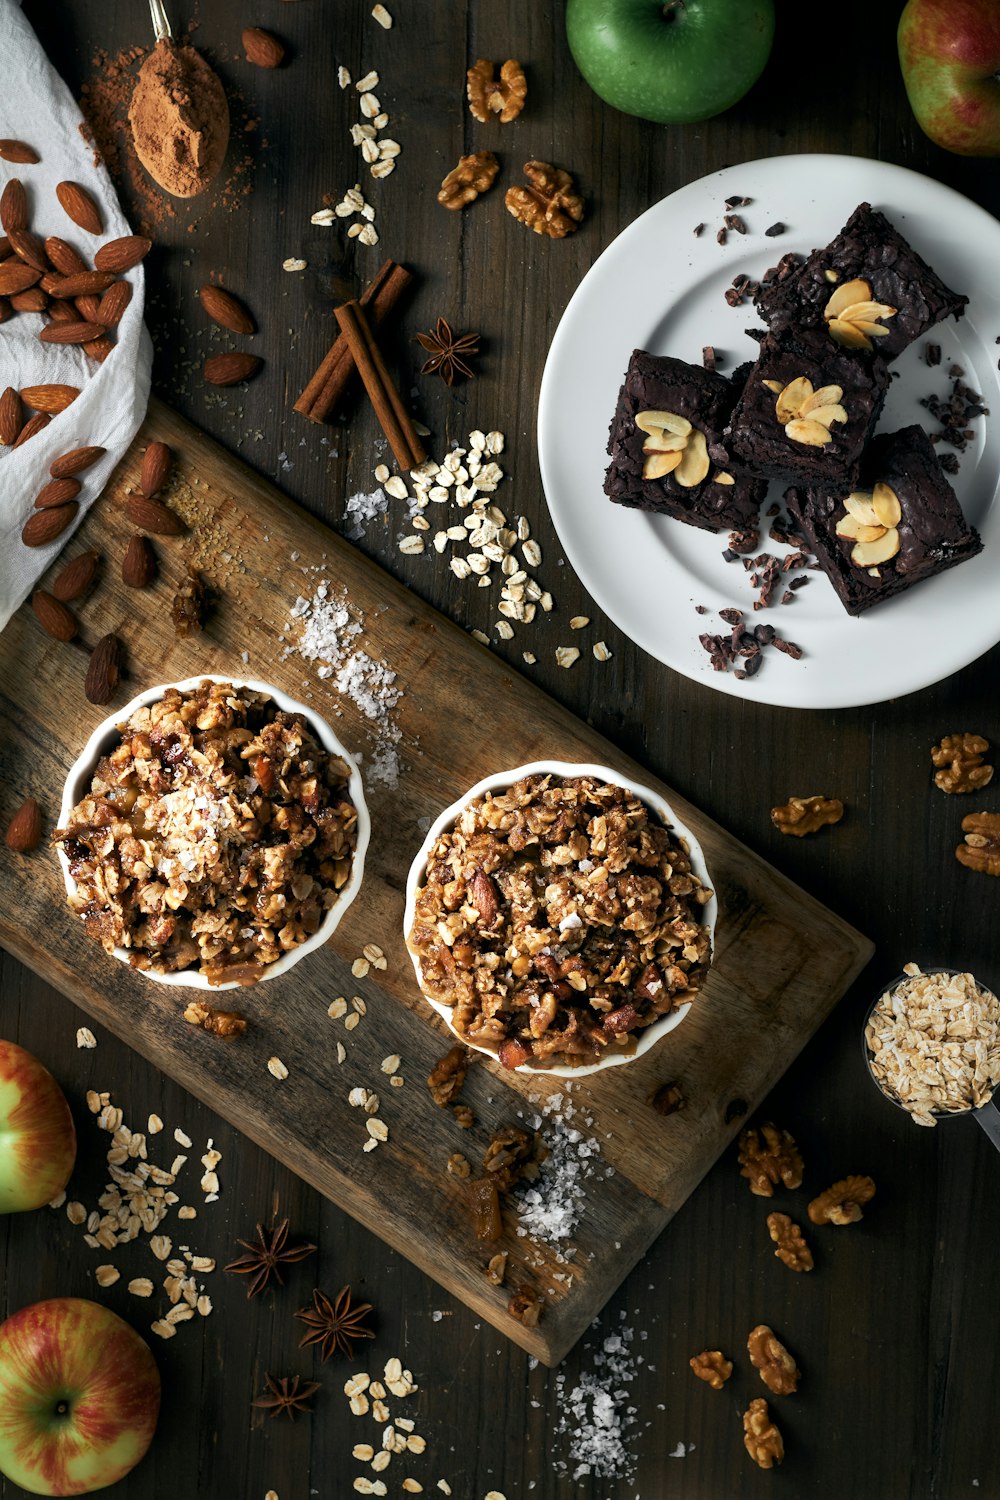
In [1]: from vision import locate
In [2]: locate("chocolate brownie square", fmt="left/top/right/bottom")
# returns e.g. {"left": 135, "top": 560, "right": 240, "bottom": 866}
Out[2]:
{"left": 754, "top": 202, "right": 967, "bottom": 363}
{"left": 725, "top": 331, "right": 890, "bottom": 488}
{"left": 785, "top": 424, "right": 982, "bottom": 617}
{"left": 604, "top": 349, "right": 766, "bottom": 533}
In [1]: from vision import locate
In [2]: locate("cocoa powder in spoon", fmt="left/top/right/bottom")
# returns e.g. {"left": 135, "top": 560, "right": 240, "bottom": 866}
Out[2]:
{"left": 128, "top": 40, "right": 229, "bottom": 198}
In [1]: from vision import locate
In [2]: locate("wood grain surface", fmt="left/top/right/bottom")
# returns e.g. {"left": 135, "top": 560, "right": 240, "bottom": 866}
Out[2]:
{"left": 0, "top": 399, "right": 872, "bottom": 1363}
{"left": 3, "top": 0, "right": 1000, "bottom": 1496}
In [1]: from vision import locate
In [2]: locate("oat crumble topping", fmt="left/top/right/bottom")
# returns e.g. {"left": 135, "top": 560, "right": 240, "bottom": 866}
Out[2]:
{"left": 55, "top": 680, "right": 358, "bottom": 983}
{"left": 407, "top": 774, "right": 713, "bottom": 1068}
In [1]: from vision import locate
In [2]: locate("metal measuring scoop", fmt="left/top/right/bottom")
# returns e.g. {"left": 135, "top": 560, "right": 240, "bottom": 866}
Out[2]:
{"left": 863, "top": 968, "right": 1000, "bottom": 1150}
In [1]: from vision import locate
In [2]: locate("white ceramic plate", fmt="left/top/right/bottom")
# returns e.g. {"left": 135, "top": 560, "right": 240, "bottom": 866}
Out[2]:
{"left": 537, "top": 154, "right": 1000, "bottom": 709}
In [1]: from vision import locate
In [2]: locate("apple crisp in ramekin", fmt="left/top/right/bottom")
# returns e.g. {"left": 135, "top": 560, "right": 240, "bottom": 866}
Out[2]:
{"left": 54, "top": 679, "right": 361, "bottom": 985}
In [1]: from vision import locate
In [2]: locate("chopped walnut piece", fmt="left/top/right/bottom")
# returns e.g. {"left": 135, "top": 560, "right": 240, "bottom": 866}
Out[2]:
{"left": 452, "top": 1103, "right": 475, "bottom": 1129}
{"left": 650, "top": 1081, "right": 684, "bottom": 1116}
{"left": 446, "top": 1152, "right": 471, "bottom": 1179}
{"left": 737, "top": 1123, "right": 804, "bottom": 1197}
{"left": 426, "top": 1044, "right": 470, "bottom": 1107}
{"left": 932, "top": 734, "right": 993, "bottom": 794}
{"left": 485, "top": 1251, "right": 508, "bottom": 1286}
{"left": 170, "top": 568, "right": 210, "bottom": 637}
{"left": 743, "top": 1398, "right": 784, "bottom": 1468}
{"left": 504, "top": 160, "right": 584, "bottom": 239}
{"left": 771, "top": 795, "right": 844, "bottom": 836}
{"left": 182, "top": 999, "right": 249, "bottom": 1038}
{"left": 766, "top": 1212, "right": 814, "bottom": 1272}
{"left": 807, "top": 1174, "right": 875, "bottom": 1226}
{"left": 507, "top": 1283, "right": 543, "bottom": 1327}
{"left": 466, "top": 59, "right": 527, "bottom": 123}
{"left": 483, "top": 1126, "right": 537, "bottom": 1188}
{"left": 748, "top": 1324, "right": 800, "bottom": 1396}
{"left": 957, "top": 811, "right": 1000, "bottom": 876}
{"left": 689, "top": 1350, "right": 732, "bottom": 1390}
{"left": 437, "top": 151, "right": 499, "bottom": 210}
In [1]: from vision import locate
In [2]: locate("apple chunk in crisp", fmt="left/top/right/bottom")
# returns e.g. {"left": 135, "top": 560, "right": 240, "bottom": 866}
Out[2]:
{"left": 53, "top": 680, "right": 358, "bottom": 984}
{"left": 406, "top": 772, "right": 713, "bottom": 1070}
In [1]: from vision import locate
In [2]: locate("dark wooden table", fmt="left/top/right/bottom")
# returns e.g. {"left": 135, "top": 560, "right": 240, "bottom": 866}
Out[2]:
{"left": 4, "top": 2, "right": 1000, "bottom": 1496}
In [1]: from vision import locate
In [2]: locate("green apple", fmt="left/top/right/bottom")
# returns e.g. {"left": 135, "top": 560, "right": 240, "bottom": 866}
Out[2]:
{"left": 0, "top": 1039, "right": 76, "bottom": 1214}
{"left": 898, "top": 0, "right": 1000, "bottom": 156}
{"left": 0, "top": 1299, "right": 160, "bottom": 1496}
{"left": 565, "top": 0, "right": 775, "bottom": 125}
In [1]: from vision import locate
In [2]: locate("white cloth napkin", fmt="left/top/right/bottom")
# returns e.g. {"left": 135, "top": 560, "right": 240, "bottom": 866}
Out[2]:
{"left": 0, "top": 0, "right": 152, "bottom": 631}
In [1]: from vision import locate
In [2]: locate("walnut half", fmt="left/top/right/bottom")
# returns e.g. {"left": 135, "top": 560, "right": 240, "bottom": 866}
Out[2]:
{"left": 466, "top": 59, "right": 527, "bottom": 123}
{"left": 504, "top": 160, "right": 584, "bottom": 239}
{"left": 507, "top": 1283, "right": 543, "bottom": 1327}
{"left": 737, "top": 1122, "right": 804, "bottom": 1197}
{"left": 743, "top": 1398, "right": 784, "bottom": 1468}
{"left": 932, "top": 733, "right": 993, "bottom": 794}
{"left": 956, "top": 811, "right": 1000, "bottom": 877}
{"left": 748, "top": 1324, "right": 800, "bottom": 1396}
{"left": 689, "top": 1350, "right": 732, "bottom": 1390}
{"left": 771, "top": 795, "right": 844, "bottom": 837}
{"left": 182, "top": 999, "right": 248, "bottom": 1038}
{"left": 767, "top": 1212, "right": 814, "bottom": 1272}
{"left": 438, "top": 151, "right": 499, "bottom": 211}
{"left": 808, "top": 1174, "right": 875, "bottom": 1225}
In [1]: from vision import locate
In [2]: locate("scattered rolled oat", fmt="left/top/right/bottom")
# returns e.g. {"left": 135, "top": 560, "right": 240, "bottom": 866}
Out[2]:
{"left": 95, "top": 1265, "right": 120, "bottom": 1288}
{"left": 569, "top": 616, "right": 589, "bottom": 630}
{"left": 76, "top": 1027, "right": 97, "bottom": 1049}
{"left": 129, "top": 1278, "right": 154, "bottom": 1297}
{"left": 555, "top": 646, "right": 580, "bottom": 668}
{"left": 268, "top": 1056, "right": 289, "bottom": 1081}
{"left": 371, "top": 5, "right": 393, "bottom": 27}
{"left": 283, "top": 257, "right": 307, "bottom": 272}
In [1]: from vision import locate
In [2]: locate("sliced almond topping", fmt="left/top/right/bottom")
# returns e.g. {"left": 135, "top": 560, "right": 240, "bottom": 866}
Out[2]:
{"left": 801, "top": 383, "right": 843, "bottom": 415}
{"left": 775, "top": 376, "right": 814, "bottom": 425}
{"left": 835, "top": 300, "right": 896, "bottom": 325}
{"left": 642, "top": 450, "right": 682, "bottom": 480}
{"left": 635, "top": 409, "right": 692, "bottom": 436}
{"left": 712, "top": 470, "right": 735, "bottom": 485}
{"left": 827, "top": 318, "right": 875, "bottom": 350}
{"left": 761, "top": 379, "right": 784, "bottom": 394}
{"left": 642, "top": 431, "right": 688, "bottom": 454}
{"left": 852, "top": 320, "right": 892, "bottom": 339}
{"left": 836, "top": 515, "right": 887, "bottom": 542}
{"left": 871, "top": 481, "right": 902, "bottom": 528}
{"left": 844, "top": 490, "right": 880, "bottom": 526}
{"left": 851, "top": 528, "right": 901, "bottom": 566}
{"left": 673, "top": 427, "right": 710, "bottom": 488}
{"left": 784, "top": 417, "right": 834, "bottom": 447}
{"left": 823, "top": 278, "right": 873, "bottom": 319}
{"left": 806, "top": 402, "right": 848, "bottom": 430}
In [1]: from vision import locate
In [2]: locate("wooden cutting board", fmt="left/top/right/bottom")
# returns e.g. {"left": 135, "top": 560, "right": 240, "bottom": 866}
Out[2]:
{"left": 0, "top": 400, "right": 874, "bottom": 1364}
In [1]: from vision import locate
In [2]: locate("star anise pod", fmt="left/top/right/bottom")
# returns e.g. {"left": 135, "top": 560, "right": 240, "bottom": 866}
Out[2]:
{"left": 223, "top": 1217, "right": 317, "bottom": 1299}
{"left": 415, "top": 317, "right": 479, "bottom": 386}
{"left": 294, "top": 1285, "right": 375, "bottom": 1361}
{"left": 251, "top": 1373, "right": 320, "bottom": 1421}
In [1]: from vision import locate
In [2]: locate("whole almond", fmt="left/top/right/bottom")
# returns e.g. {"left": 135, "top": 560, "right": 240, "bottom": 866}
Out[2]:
{"left": 242, "top": 26, "right": 286, "bottom": 67}
{"left": 22, "top": 501, "right": 78, "bottom": 547}
{"left": 47, "top": 298, "right": 79, "bottom": 323}
{"left": 51, "top": 549, "right": 100, "bottom": 601}
{"left": 21, "top": 384, "right": 80, "bottom": 413}
{"left": 35, "top": 477, "right": 82, "bottom": 509}
{"left": 46, "top": 271, "right": 116, "bottom": 298}
{"left": 83, "top": 336, "right": 114, "bottom": 363}
{"left": 0, "top": 179, "right": 27, "bottom": 233}
{"left": 74, "top": 294, "right": 102, "bottom": 321}
{"left": 10, "top": 289, "right": 47, "bottom": 313}
{"left": 85, "top": 634, "right": 123, "bottom": 705}
{"left": 38, "top": 272, "right": 62, "bottom": 295}
{"left": 122, "top": 534, "right": 157, "bottom": 588}
{"left": 0, "top": 140, "right": 40, "bottom": 165}
{"left": 0, "top": 386, "right": 21, "bottom": 445}
{"left": 31, "top": 589, "right": 78, "bottom": 641}
{"left": 13, "top": 411, "right": 51, "bottom": 447}
{"left": 40, "top": 320, "right": 107, "bottom": 345}
{"left": 51, "top": 446, "right": 105, "bottom": 479}
{"left": 7, "top": 228, "right": 47, "bottom": 271}
{"left": 141, "top": 441, "right": 172, "bottom": 498}
{"left": 4, "top": 798, "right": 42, "bottom": 853}
{"left": 127, "top": 494, "right": 184, "bottom": 535}
{"left": 198, "top": 284, "right": 256, "bottom": 335}
{"left": 96, "top": 281, "right": 131, "bottom": 327}
{"left": 0, "top": 262, "right": 41, "bottom": 295}
{"left": 94, "top": 235, "right": 151, "bottom": 272}
{"left": 44, "top": 236, "right": 86, "bottom": 275}
{"left": 56, "top": 181, "right": 103, "bottom": 235}
{"left": 203, "top": 352, "right": 263, "bottom": 386}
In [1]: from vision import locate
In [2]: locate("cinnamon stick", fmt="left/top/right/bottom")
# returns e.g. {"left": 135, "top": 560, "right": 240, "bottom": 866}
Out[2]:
{"left": 294, "top": 259, "right": 413, "bottom": 424}
{"left": 333, "top": 299, "right": 427, "bottom": 473}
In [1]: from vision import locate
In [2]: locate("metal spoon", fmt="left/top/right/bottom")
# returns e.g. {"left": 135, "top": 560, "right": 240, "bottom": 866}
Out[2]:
{"left": 863, "top": 967, "right": 1000, "bottom": 1150}
{"left": 148, "top": 0, "right": 173, "bottom": 43}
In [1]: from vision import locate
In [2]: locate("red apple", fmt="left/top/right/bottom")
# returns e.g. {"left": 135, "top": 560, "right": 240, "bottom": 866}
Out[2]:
{"left": 898, "top": 0, "right": 1000, "bottom": 155}
{"left": 0, "top": 1299, "right": 160, "bottom": 1496}
{"left": 0, "top": 1040, "right": 76, "bottom": 1214}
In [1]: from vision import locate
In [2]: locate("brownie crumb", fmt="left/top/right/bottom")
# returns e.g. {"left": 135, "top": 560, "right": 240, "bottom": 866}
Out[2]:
{"left": 938, "top": 451, "right": 960, "bottom": 475}
{"left": 702, "top": 345, "right": 717, "bottom": 371}
{"left": 773, "top": 637, "right": 803, "bottom": 659}
{"left": 948, "top": 362, "right": 965, "bottom": 378}
{"left": 925, "top": 342, "right": 941, "bottom": 366}
{"left": 788, "top": 575, "right": 809, "bottom": 590}
{"left": 764, "top": 222, "right": 786, "bottom": 237}
{"left": 694, "top": 604, "right": 708, "bottom": 615}
{"left": 716, "top": 226, "right": 728, "bottom": 246}
{"left": 781, "top": 590, "right": 795, "bottom": 605}
{"left": 693, "top": 222, "right": 705, "bottom": 237}
{"left": 719, "top": 607, "right": 743, "bottom": 626}
{"left": 723, "top": 213, "right": 747, "bottom": 235}
{"left": 724, "top": 286, "right": 744, "bottom": 307}
{"left": 727, "top": 528, "right": 760, "bottom": 555}
{"left": 725, "top": 195, "right": 753, "bottom": 208}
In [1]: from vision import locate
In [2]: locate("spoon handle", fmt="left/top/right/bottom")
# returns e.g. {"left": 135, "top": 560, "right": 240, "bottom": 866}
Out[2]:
{"left": 974, "top": 1099, "right": 1000, "bottom": 1152}
{"left": 148, "top": 0, "right": 173, "bottom": 43}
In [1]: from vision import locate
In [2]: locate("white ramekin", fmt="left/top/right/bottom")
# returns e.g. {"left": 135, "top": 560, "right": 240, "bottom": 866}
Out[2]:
{"left": 403, "top": 759, "right": 717, "bottom": 1078}
{"left": 56, "top": 674, "right": 370, "bottom": 990}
